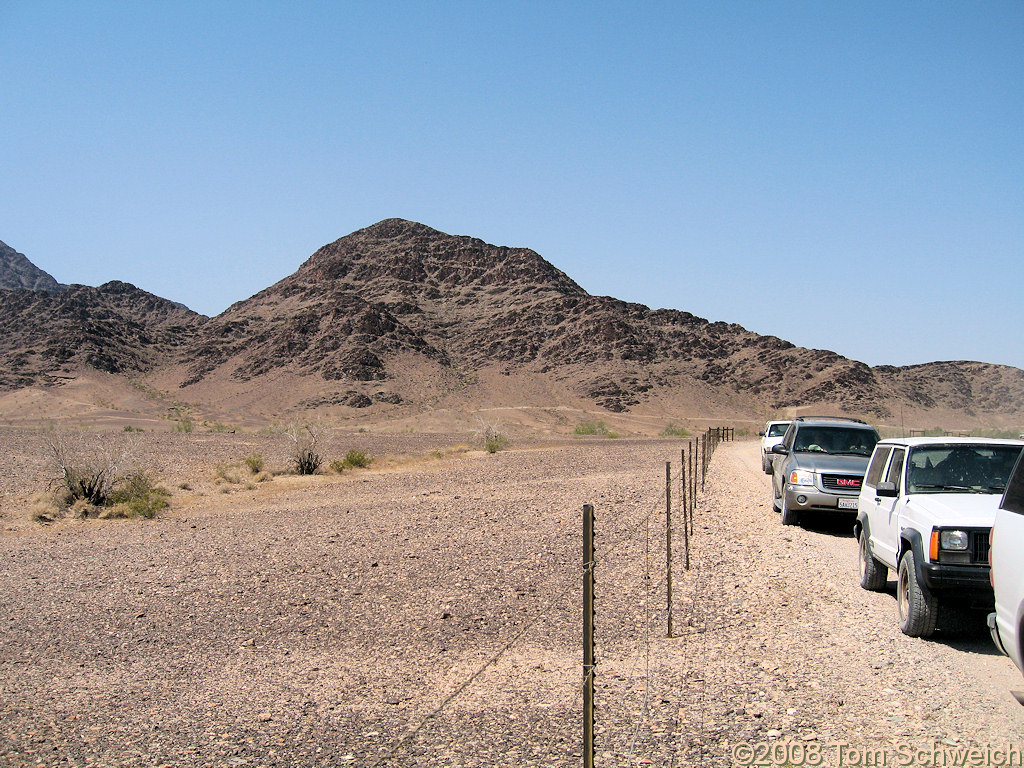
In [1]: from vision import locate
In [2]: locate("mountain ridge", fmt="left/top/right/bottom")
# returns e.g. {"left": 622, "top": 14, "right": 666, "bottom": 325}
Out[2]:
{"left": 1, "top": 220, "right": 1022, "bottom": 431}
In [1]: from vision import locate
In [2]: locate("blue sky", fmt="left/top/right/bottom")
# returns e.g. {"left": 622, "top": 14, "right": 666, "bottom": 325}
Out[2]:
{"left": 2, "top": 1, "right": 1022, "bottom": 369}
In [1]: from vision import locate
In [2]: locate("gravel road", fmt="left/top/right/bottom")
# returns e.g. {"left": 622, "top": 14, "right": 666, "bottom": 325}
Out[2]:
{"left": 0, "top": 433, "right": 1021, "bottom": 767}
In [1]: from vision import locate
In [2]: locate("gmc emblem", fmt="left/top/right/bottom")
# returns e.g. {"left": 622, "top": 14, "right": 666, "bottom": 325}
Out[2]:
{"left": 836, "top": 478, "right": 861, "bottom": 487}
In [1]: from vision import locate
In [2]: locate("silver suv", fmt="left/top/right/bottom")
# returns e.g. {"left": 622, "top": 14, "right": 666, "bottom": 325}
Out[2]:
{"left": 770, "top": 417, "right": 880, "bottom": 526}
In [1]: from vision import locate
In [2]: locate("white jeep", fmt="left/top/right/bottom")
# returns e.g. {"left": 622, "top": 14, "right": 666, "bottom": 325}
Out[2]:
{"left": 854, "top": 437, "right": 1024, "bottom": 637}
{"left": 759, "top": 420, "right": 791, "bottom": 474}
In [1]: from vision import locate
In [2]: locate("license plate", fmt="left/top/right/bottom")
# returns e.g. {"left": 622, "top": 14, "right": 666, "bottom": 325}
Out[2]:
{"left": 838, "top": 498, "right": 859, "bottom": 510}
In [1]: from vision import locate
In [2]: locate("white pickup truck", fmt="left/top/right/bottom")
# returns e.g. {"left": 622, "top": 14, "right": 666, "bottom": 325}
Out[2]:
{"left": 854, "top": 437, "right": 1024, "bottom": 637}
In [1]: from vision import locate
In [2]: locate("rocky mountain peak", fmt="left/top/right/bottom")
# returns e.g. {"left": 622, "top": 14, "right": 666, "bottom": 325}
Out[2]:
{"left": 0, "top": 240, "right": 65, "bottom": 294}
{"left": 291, "top": 218, "right": 587, "bottom": 301}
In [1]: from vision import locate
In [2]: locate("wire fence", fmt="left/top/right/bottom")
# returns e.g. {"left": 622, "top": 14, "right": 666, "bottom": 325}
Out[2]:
{"left": 364, "top": 427, "right": 733, "bottom": 767}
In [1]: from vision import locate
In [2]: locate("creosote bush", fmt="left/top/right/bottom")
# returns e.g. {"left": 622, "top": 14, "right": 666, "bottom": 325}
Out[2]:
{"left": 342, "top": 449, "right": 373, "bottom": 468}
{"left": 243, "top": 452, "right": 264, "bottom": 474}
{"left": 107, "top": 472, "right": 170, "bottom": 519}
{"left": 574, "top": 420, "right": 619, "bottom": 438}
{"left": 484, "top": 431, "right": 510, "bottom": 454}
{"left": 328, "top": 449, "right": 375, "bottom": 474}
{"left": 660, "top": 423, "right": 690, "bottom": 438}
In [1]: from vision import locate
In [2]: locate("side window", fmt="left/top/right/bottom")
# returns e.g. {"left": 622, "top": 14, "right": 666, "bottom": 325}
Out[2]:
{"left": 1002, "top": 453, "right": 1024, "bottom": 515}
{"left": 865, "top": 446, "right": 893, "bottom": 488}
{"left": 783, "top": 425, "right": 796, "bottom": 449}
{"left": 885, "top": 448, "right": 906, "bottom": 490}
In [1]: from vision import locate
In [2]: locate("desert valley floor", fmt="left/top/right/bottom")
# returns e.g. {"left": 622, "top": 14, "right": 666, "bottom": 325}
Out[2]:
{"left": 1, "top": 430, "right": 1022, "bottom": 767}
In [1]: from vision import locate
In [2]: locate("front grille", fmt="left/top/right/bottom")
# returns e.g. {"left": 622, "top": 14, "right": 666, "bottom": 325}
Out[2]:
{"left": 972, "top": 531, "right": 990, "bottom": 565}
{"left": 821, "top": 474, "right": 863, "bottom": 492}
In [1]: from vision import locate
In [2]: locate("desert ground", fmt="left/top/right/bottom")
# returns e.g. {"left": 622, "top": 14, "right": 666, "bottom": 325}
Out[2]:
{"left": 1, "top": 429, "right": 1022, "bottom": 767}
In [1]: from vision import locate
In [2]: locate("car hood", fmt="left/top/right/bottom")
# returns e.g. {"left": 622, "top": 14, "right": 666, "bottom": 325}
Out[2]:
{"left": 794, "top": 453, "right": 872, "bottom": 474}
{"left": 905, "top": 493, "right": 1002, "bottom": 526}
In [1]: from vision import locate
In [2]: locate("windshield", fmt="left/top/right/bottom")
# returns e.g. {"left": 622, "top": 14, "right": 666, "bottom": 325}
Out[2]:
{"left": 906, "top": 445, "right": 1023, "bottom": 494}
{"left": 793, "top": 426, "right": 878, "bottom": 455}
{"left": 767, "top": 423, "right": 790, "bottom": 437}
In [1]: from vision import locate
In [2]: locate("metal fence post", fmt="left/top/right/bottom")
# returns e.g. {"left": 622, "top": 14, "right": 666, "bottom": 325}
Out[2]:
{"left": 681, "top": 449, "right": 690, "bottom": 569}
{"left": 665, "top": 462, "right": 673, "bottom": 637}
{"left": 583, "top": 503, "right": 595, "bottom": 768}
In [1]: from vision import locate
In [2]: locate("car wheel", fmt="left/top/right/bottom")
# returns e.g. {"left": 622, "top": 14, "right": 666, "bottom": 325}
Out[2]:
{"left": 780, "top": 493, "right": 800, "bottom": 526}
{"left": 897, "top": 550, "right": 938, "bottom": 637}
{"left": 762, "top": 453, "right": 772, "bottom": 475}
{"left": 858, "top": 530, "right": 888, "bottom": 591}
{"left": 771, "top": 484, "right": 781, "bottom": 513}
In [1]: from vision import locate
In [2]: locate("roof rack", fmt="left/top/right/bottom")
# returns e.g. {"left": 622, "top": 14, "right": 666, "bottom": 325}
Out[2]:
{"left": 794, "top": 416, "right": 867, "bottom": 424}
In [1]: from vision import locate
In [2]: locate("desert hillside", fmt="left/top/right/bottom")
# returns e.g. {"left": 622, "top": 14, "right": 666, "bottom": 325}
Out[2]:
{"left": 1, "top": 220, "right": 1022, "bottom": 433}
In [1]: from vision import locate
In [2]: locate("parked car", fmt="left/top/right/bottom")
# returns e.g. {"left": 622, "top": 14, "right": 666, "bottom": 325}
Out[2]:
{"left": 855, "top": 437, "right": 1023, "bottom": 637}
{"left": 759, "top": 420, "right": 791, "bottom": 474}
{"left": 770, "top": 417, "right": 880, "bottom": 526}
{"left": 989, "top": 450, "right": 1024, "bottom": 676}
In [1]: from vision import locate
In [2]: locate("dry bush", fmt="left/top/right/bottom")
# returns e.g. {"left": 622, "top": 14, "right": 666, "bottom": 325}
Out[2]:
{"left": 46, "top": 431, "right": 136, "bottom": 507}
{"left": 286, "top": 422, "right": 324, "bottom": 475}
{"left": 43, "top": 431, "right": 169, "bottom": 520}
{"left": 473, "top": 420, "right": 510, "bottom": 454}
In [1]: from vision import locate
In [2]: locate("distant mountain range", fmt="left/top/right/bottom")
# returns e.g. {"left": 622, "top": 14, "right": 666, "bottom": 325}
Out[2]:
{"left": 1, "top": 221, "right": 1021, "bottom": 429}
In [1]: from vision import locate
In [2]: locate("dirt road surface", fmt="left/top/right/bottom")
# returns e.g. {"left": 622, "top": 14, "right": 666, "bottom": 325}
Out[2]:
{"left": 1, "top": 433, "right": 1021, "bottom": 767}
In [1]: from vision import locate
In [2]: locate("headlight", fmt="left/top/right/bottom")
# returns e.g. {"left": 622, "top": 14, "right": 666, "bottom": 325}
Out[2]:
{"left": 939, "top": 530, "right": 969, "bottom": 551}
{"left": 788, "top": 470, "right": 815, "bottom": 486}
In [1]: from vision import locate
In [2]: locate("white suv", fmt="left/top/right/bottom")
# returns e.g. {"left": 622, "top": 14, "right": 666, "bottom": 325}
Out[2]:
{"left": 759, "top": 420, "right": 791, "bottom": 474}
{"left": 855, "top": 437, "right": 1023, "bottom": 637}
{"left": 989, "top": 452, "right": 1024, "bottom": 677}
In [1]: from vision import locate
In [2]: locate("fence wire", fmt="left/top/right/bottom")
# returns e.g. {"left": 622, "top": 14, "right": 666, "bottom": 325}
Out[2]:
{"left": 366, "top": 429, "right": 731, "bottom": 767}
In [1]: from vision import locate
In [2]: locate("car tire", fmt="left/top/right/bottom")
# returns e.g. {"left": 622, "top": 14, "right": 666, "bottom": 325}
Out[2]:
{"left": 771, "top": 484, "right": 781, "bottom": 513}
{"left": 897, "top": 550, "right": 938, "bottom": 637}
{"left": 780, "top": 493, "right": 800, "bottom": 526}
{"left": 762, "top": 453, "right": 773, "bottom": 475}
{"left": 858, "top": 530, "right": 888, "bottom": 591}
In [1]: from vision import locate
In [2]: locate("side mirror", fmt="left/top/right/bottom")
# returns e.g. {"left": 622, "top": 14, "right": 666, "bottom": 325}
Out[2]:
{"left": 758, "top": 431, "right": 765, "bottom": 437}
{"left": 771, "top": 444, "right": 789, "bottom": 455}
{"left": 876, "top": 481, "right": 898, "bottom": 498}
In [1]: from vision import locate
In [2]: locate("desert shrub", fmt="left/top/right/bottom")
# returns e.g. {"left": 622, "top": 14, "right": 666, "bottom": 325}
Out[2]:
{"left": 30, "top": 491, "right": 64, "bottom": 523}
{"left": 107, "top": 472, "right": 170, "bottom": 519}
{"left": 243, "top": 453, "right": 264, "bottom": 474}
{"left": 484, "top": 431, "right": 510, "bottom": 453}
{"left": 295, "top": 447, "right": 322, "bottom": 475}
{"left": 342, "top": 449, "right": 373, "bottom": 468}
{"left": 287, "top": 423, "right": 323, "bottom": 475}
{"left": 214, "top": 463, "right": 243, "bottom": 484}
{"left": 660, "top": 423, "right": 689, "bottom": 437}
{"left": 573, "top": 420, "right": 619, "bottom": 438}
{"left": 44, "top": 432, "right": 169, "bottom": 520}
{"left": 48, "top": 432, "right": 132, "bottom": 506}
{"left": 122, "top": 425, "right": 144, "bottom": 433}
{"left": 329, "top": 459, "right": 346, "bottom": 474}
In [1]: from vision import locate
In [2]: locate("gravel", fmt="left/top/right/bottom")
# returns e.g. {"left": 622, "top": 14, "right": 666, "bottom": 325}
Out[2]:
{"left": 0, "top": 432, "right": 1021, "bottom": 767}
